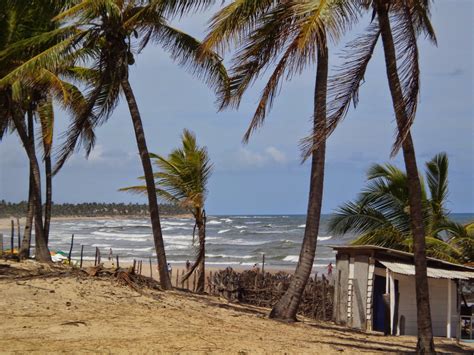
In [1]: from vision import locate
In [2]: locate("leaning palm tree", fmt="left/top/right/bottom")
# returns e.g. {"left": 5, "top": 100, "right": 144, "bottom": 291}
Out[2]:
{"left": 329, "top": 153, "right": 472, "bottom": 263}
{"left": 1, "top": 0, "right": 228, "bottom": 286}
{"left": 203, "top": 0, "right": 359, "bottom": 320}
{"left": 299, "top": 1, "right": 437, "bottom": 350}
{"left": 121, "top": 129, "right": 212, "bottom": 292}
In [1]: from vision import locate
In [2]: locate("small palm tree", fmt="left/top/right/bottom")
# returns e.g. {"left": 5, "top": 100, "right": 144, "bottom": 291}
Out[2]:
{"left": 1, "top": 0, "right": 228, "bottom": 286}
{"left": 329, "top": 153, "right": 473, "bottom": 263}
{"left": 121, "top": 129, "right": 212, "bottom": 293}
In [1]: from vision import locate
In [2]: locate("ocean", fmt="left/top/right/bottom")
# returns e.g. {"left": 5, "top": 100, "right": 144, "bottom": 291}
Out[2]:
{"left": 2, "top": 213, "right": 473, "bottom": 272}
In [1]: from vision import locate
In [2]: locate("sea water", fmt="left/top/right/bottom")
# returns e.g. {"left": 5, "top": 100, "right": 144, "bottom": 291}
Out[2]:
{"left": 3, "top": 214, "right": 472, "bottom": 273}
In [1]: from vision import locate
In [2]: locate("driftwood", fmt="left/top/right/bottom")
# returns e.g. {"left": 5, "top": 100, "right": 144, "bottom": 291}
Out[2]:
{"left": 207, "top": 268, "right": 334, "bottom": 321}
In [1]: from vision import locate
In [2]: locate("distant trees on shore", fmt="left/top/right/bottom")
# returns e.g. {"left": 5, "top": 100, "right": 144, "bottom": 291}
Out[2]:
{"left": 0, "top": 201, "right": 186, "bottom": 219}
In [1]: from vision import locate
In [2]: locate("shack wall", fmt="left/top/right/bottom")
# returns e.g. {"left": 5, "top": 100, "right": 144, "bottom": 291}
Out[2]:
{"left": 396, "top": 275, "right": 457, "bottom": 337}
{"left": 335, "top": 254, "right": 349, "bottom": 325}
{"left": 351, "top": 255, "right": 369, "bottom": 330}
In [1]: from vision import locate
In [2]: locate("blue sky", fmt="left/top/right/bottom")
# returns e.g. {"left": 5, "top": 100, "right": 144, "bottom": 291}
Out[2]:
{"left": 1, "top": 1, "right": 473, "bottom": 215}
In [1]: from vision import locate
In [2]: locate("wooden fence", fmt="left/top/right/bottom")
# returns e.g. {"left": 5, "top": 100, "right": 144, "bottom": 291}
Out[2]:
{"left": 206, "top": 267, "right": 334, "bottom": 321}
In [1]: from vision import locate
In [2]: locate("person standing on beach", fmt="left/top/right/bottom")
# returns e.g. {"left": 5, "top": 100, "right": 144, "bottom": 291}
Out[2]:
{"left": 327, "top": 262, "right": 333, "bottom": 277}
{"left": 167, "top": 263, "right": 172, "bottom": 277}
{"left": 186, "top": 260, "right": 191, "bottom": 271}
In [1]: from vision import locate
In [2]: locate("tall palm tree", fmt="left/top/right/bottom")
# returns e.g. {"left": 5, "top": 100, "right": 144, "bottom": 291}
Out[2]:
{"left": 121, "top": 129, "right": 213, "bottom": 292}
{"left": 203, "top": 0, "right": 359, "bottom": 320}
{"left": 301, "top": 1, "right": 437, "bottom": 350}
{"left": 329, "top": 153, "right": 472, "bottom": 263}
{"left": 1, "top": 0, "right": 228, "bottom": 287}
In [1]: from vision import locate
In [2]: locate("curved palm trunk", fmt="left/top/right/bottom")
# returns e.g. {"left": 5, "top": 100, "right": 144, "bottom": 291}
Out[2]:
{"left": 43, "top": 154, "right": 52, "bottom": 243}
{"left": 376, "top": 1, "right": 435, "bottom": 353}
{"left": 121, "top": 77, "right": 172, "bottom": 290}
{"left": 270, "top": 38, "right": 328, "bottom": 321}
{"left": 19, "top": 113, "right": 35, "bottom": 260}
{"left": 12, "top": 109, "right": 51, "bottom": 262}
{"left": 196, "top": 215, "right": 206, "bottom": 293}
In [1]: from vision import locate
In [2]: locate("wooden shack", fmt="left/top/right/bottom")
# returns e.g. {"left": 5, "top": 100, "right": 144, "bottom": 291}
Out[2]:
{"left": 332, "top": 245, "right": 474, "bottom": 338}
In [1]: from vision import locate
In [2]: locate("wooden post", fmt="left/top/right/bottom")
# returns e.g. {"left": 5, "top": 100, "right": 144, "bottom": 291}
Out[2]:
{"left": 187, "top": 272, "right": 190, "bottom": 290}
{"left": 79, "top": 245, "right": 84, "bottom": 268}
{"left": 262, "top": 254, "right": 265, "bottom": 275}
{"left": 209, "top": 271, "right": 213, "bottom": 293}
{"left": 383, "top": 294, "right": 391, "bottom": 336}
{"left": 322, "top": 274, "right": 327, "bottom": 320}
{"left": 181, "top": 269, "right": 184, "bottom": 288}
{"left": 116, "top": 255, "right": 120, "bottom": 269}
{"left": 16, "top": 217, "right": 21, "bottom": 250}
{"left": 0, "top": 233, "right": 3, "bottom": 256}
{"left": 97, "top": 248, "right": 101, "bottom": 265}
{"left": 192, "top": 271, "right": 196, "bottom": 292}
{"left": 175, "top": 269, "right": 179, "bottom": 287}
{"left": 132, "top": 259, "right": 136, "bottom": 274}
{"left": 149, "top": 257, "right": 153, "bottom": 279}
{"left": 94, "top": 247, "right": 98, "bottom": 266}
{"left": 11, "top": 220, "right": 14, "bottom": 255}
{"left": 140, "top": 261, "right": 143, "bottom": 275}
{"left": 68, "top": 234, "right": 75, "bottom": 264}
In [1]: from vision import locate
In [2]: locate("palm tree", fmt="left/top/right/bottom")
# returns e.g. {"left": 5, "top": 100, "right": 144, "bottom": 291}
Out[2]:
{"left": 203, "top": 0, "right": 359, "bottom": 320}
{"left": 0, "top": 0, "right": 87, "bottom": 261}
{"left": 303, "top": 1, "right": 437, "bottom": 350}
{"left": 121, "top": 129, "right": 213, "bottom": 292}
{"left": 329, "top": 153, "right": 473, "bottom": 263}
{"left": 1, "top": 0, "right": 228, "bottom": 287}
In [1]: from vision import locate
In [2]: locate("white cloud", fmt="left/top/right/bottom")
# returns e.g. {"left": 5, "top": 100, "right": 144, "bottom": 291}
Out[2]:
{"left": 236, "top": 146, "right": 288, "bottom": 168}
{"left": 265, "top": 146, "right": 287, "bottom": 164}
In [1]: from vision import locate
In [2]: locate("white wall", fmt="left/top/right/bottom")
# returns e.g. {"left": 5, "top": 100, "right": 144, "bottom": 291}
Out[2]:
{"left": 396, "top": 274, "right": 458, "bottom": 337}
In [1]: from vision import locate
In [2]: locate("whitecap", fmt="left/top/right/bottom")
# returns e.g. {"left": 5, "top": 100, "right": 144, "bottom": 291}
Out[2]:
{"left": 220, "top": 218, "right": 233, "bottom": 223}
{"left": 283, "top": 255, "right": 299, "bottom": 262}
{"left": 91, "top": 243, "right": 112, "bottom": 248}
{"left": 218, "top": 229, "right": 231, "bottom": 234}
{"left": 317, "top": 236, "right": 332, "bottom": 241}
{"left": 298, "top": 224, "right": 306, "bottom": 228}
{"left": 207, "top": 220, "right": 222, "bottom": 225}
{"left": 234, "top": 225, "right": 247, "bottom": 229}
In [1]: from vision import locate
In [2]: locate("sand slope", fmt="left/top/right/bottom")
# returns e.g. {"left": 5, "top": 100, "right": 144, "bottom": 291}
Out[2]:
{"left": 0, "top": 261, "right": 469, "bottom": 354}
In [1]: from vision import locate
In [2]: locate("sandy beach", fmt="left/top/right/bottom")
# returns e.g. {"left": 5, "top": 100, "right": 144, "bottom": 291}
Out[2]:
{"left": 0, "top": 260, "right": 470, "bottom": 354}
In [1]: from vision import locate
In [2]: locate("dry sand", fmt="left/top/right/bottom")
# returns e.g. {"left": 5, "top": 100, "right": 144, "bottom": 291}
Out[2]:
{"left": 0, "top": 261, "right": 470, "bottom": 354}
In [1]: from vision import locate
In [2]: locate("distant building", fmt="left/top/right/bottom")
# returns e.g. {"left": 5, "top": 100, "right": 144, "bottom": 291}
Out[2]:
{"left": 331, "top": 245, "right": 474, "bottom": 339}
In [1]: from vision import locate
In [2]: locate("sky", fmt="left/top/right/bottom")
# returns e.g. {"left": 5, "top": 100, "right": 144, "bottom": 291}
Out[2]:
{"left": 0, "top": 1, "right": 473, "bottom": 215}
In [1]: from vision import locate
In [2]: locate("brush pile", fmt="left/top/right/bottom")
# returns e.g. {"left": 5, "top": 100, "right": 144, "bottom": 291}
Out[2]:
{"left": 208, "top": 268, "right": 334, "bottom": 320}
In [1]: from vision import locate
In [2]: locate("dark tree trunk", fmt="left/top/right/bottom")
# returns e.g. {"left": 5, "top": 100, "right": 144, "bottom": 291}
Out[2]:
{"left": 19, "top": 112, "right": 35, "bottom": 260}
{"left": 195, "top": 216, "right": 206, "bottom": 293}
{"left": 121, "top": 77, "right": 172, "bottom": 290}
{"left": 43, "top": 149, "right": 52, "bottom": 244}
{"left": 270, "top": 37, "right": 328, "bottom": 321}
{"left": 12, "top": 109, "right": 51, "bottom": 262}
{"left": 376, "top": 1, "right": 435, "bottom": 353}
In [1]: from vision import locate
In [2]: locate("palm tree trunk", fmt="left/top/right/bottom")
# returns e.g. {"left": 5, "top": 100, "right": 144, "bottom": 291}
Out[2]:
{"left": 12, "top": 109, "right": 51, "bottom": 262}
{"left": 375, "top": 1, "right": 435, "bottom": 353}
{"left": 121, "top": 77, "right": 172, "bottom": 290}
{"left": 196, "top": 217, "right": 206, "bottom": 293}
{"left": 43, "top": 152, "right": 52, "bottom": 244}
{"left": 270, "top": 37, "right": 328, "bottom": 321}
{"left": 19, "top": 113, "right": 35, "bottom": 260}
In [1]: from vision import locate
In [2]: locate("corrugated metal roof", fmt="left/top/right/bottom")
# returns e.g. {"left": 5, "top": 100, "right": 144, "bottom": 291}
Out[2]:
{"left": 379, "top": 260, "right": 474, "bottom": 280}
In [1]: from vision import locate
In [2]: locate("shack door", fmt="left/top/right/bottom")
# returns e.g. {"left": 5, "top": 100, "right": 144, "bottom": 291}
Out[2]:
{"left": 373, "top": 275, "right": 386, "bottom": 332}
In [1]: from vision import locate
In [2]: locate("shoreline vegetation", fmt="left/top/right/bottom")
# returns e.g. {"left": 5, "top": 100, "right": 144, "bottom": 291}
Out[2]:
{"left": 0, "top": 201, "right": 188, "bottom": 219}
